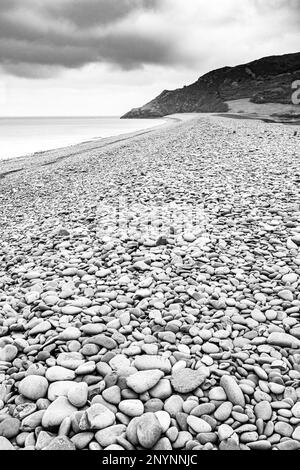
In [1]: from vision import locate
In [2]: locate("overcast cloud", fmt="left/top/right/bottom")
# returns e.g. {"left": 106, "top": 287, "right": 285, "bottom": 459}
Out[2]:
{"left": 0, "top": 0, "right": 299, "bottom": 77}
{"left": 0, "top": 0, "right": 299, "bottom": 115}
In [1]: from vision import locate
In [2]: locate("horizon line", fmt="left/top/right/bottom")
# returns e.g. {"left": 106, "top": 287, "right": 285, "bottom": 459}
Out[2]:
{"left": 0, "top": 115, "right": 122, "bottom": 118}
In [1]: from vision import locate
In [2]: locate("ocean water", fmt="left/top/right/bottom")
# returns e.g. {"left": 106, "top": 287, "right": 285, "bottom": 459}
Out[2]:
{"left": 0, "top": 116, "right": 166, "bottom": 161}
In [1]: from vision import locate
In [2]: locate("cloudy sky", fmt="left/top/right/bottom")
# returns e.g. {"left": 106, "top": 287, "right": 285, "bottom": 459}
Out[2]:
{"left": 0, "top": 0, "right": 299, "bottom": 116}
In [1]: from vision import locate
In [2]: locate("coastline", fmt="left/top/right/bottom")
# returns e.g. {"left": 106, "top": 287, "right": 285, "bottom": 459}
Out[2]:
{"left": 2, "top": 110, "right": 297, "bottom": 180}
{"left": 0, "top": 115, "right": 188, "bottom": 180}
{"left": 1, "top": 111, "right": 299, "bottom": 241}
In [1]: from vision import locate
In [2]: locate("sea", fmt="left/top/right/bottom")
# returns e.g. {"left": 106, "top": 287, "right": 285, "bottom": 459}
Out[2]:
{"left": 0, "top": 116, "right": 166, "bottom": 161}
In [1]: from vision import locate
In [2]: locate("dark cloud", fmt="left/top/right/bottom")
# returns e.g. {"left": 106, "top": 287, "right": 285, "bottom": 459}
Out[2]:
{"left": 0, "top": 0, "right": 299, "bottom": 79}
{"left": 47, "top": 0, "right": 158, "bottom": 27}
{"left": 0, "top": 0, "right": 168, "bottom": 77}
{"left": 0, "top": 32, "right": 171, "bottom": 71}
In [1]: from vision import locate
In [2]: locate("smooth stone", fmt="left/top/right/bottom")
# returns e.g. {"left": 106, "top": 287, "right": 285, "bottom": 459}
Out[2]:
{"left": 109, "top": 355, "right": 131, "bottom": 371}
{"left": 126, "top": 370, "right": 164, "bottom": 394}
{"left": 291, "top": 236, "right": 300, "bottom": 247}
{"left": 133, "top": 261, "right": 150, "bottom": 271}
{"left": 126, "top": 417, "right": 139, "bottom": 446}
{"left": 240, "top": 432, "right": 259, "bottom": 444}
{"left": 247, "top": 441, "right": 272, "bottom": 450}
{"left": 292, "top": 426, "right": 300, "bottom": 441}
{"left": 96, "top": 269, "right": 111, "bottom": 278}
{"left": 275, "top": 440, "right": 300, "bottom": 450}
{"left": 105, "top": 444, "right": 124, "bottom": 450}
{"left": 149, "top": 379, "right": 172, "bottom": 399}
{"left": 19, "top": 375, "right": 49, "bottom": 401}
{"left": 61, "top": 268, "right": 77, "bottom": 276}
{"left": 24, "top": 270, "right": 41, "bottom": 279}
{"left": 274, "top": 421, "right": 293, "bottom": 437}
{"left": 173, "top": 431, "right": 193, "bottom": 449}
{"left": 214, "top": 402, "right": 233, "bottom": 422}
{"left": 43, "top": 295, "right": 59, "bottom": 306}
{"left": 153, "top": 437, "right": 173, "bottom": 450}
{"left": 29, "top": 321, "right": 52, "bottom": 336}
{"left": 56, "top": 352, "right": 84, "bottom": 370}
{"left": 166, "top": 426, "right": 179, "bottom": 442}
{"left": 278, "top": 290, "right": 294, "bottom": 302}
{"left": 0, "top": 418, "right": 20, "bottom": 439}
{"left": 80, "top": 324, "right": 105, "bottom": 335}
{"left": 0, "top": 436, "right": 15, "bottom": 450}
{"left": 202, "top": 343, "right": 219, "bottom": 354}
{"left": 58, "top": 327, "right": 81, "bottom": 341}
{"left": 267, "top": 332, "right": 300, "bottom": 348}
{"left": 0, "top": 345, "right": 18, "bottom": 362}
{"left": 251, "top": 309, "right": 266, "bottom": 323}
{"left": 164, "top": 396, "right": 184, "bottom": 417}
{"left": 35, "top": 431, "right": 53, "bottom": 450}
{"left": 85, "top": 404, "right": 115, "bottom": 430}
{"left": 95, "top": 425, "right": 126, "bottom": 447}
{"left": 218, "top": 424, "right": 234, "bottom": 441}
{"left": 46, "top": 366, "right": 75, "bottom": 382}
{"left": 42, "top": 397, "right": 77, "bottom": 429}
{"left": 42, "top": 436, "right": 76, "bottom": 451}
{"left": 220, "top": 375, "right": 245, "bottom": 407}
{"left": 25, "top": 291, "right": 40, "bottom": 304}
{"left": 154, "top": 411, "right": 171, "bottom": 433}
{"left": 292, "top": 402, "right": 300, "bottom": 418}
{"left": 282, "top": 273, "right": 298, "bottom": 284}
{"left": 67, "top": 382, "right": 88, "bottom": 408}
{"left": 90, "top": 335, "right": 117, "bottom": 350}
{"left": 48, "top": 381, "right": 76, "bottom": 402}
{"left": 254, "top": 401, "right": 272, "bottom": 421}
{"left": 71, "top": 432, "right": 94, "bottom": 450}
{"left": 219, "top": 438, "right": 241, "bottom": 451}
{"left": 170, "top": 368, "right": 205, "bottom": 393}
{"left": 21, "top": 411, "right": 45, "bottom": 431}
{"left": 209, "top": 387, "right": 227, "bottom": 401}
{"left": 269, "top": 383, "right": 285, "bottom": 394}
{"left": 102, "top": 386, "right": 121, "bottom": 405}
{"left": 70, "top": 298, "right": 92, "bottom": 308}
{"left": 61, "top": 306, "right": 82, "bottom": 315}
{"left": 118, "top": 400, "right": 144, "bottom": 417}
{"left": 191, "top": 403, "right": 216, "bottom": 417}
{"left": 183, "top": 233, "right": 196, "bottom": 243}
{"left": 134, "top": 356, "right": 171, "bottom": 374}
{"left": 135, "top": 289, "right": 152, "bottom": 298}
{"left": 187, "top": 416, "right": 212, "bottom": 434}
{"left": 145, "top": 399, "right": 164, "bottom": 413}
{"left": 137, "top": 413, "right": 162, "bottom": 449}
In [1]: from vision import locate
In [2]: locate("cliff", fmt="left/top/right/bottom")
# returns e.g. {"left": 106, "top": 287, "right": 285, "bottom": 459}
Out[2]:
{"left": 121, "top": 52, "right": 300, "bottom": 118}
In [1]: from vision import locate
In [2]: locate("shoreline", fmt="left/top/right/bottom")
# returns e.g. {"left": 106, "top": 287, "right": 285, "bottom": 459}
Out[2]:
{"left": 0, "top": 115, "right": 188, "bottom": 179}
{"left": 0, "top": 116, "right": 171, "bottom": 165}
{"left": 2, "top": 111, "right": 297, "bottom": 180}
{"left": 0, "top": 116, "right": 169, "bottom": 164}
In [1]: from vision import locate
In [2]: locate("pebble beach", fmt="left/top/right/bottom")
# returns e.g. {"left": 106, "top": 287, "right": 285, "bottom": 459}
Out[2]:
{"left": 1, "top": 114, "right": 300, "bottom": 451}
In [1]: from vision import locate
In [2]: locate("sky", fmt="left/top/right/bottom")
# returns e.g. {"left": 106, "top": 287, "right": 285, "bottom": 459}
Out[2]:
{"left": 0, "top": 0, "right": 299, "bottom": 117}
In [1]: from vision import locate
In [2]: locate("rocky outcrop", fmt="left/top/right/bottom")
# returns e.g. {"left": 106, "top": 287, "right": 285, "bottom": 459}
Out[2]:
{"left": 122, "top": 52, "right": 300, "bottom": 118}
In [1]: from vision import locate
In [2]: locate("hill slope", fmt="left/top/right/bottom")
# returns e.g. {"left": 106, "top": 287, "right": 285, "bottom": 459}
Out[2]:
{"left": 122, "top": 52, "right": 300, "bottom": 118}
